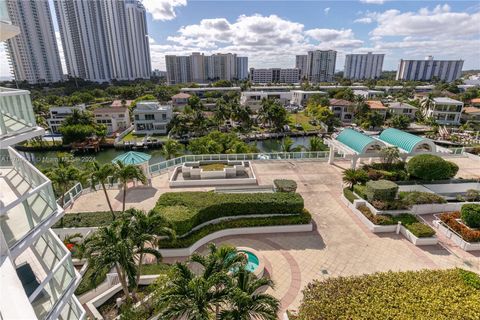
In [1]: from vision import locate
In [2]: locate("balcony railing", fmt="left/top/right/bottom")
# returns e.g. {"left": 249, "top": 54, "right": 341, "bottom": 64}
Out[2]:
{"left": 13, "top": 229, "right": 78, "bottom": 319}
{"left": 0, "top": 147, "right": 59, "bottom": 251}
{"left": 58, "top": 296, "right": 86, "bottom": 320}
{"left": 0, "top": 87, "right": 39, "bottom": 141}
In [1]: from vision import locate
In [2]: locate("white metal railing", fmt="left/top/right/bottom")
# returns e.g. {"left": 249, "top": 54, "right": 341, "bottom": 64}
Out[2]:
{"left": 0, "top": 87, "right": 36, "bottom": 137}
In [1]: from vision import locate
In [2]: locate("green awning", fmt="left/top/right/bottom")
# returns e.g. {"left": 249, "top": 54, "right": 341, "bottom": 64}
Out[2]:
{"left": 379, "top": 128, "right": 431, "bottom": 153}
{"left": 112, "top": 151, "right": 151, "bottom": 165}
{"left": 336, "top": 129, "right": 378, "bottom": 154}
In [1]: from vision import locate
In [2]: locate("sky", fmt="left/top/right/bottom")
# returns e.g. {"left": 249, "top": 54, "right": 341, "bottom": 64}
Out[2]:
{"left": 1, "top": 0, "right": 479, "bottom": 79}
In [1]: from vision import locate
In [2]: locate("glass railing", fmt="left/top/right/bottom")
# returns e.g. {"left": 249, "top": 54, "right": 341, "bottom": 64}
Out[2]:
{"left": 58, "top": 296, "right": 85, "bottom": 320}
{"left": 0, "top": 87, "right": 37, "bottom": 138}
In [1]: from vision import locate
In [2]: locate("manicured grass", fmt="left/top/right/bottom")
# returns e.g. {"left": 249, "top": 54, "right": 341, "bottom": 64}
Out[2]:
{"left": 288, "top": 112, "right": 318, "bottom": 131}
{"left": 53, "top": 211, "right": 122, "bottom": 228}
{"left": 343, "top": 188, "right": 358, "bottom": 203}
{"left": 199, "top": 163, "right": 230, "bottom": 171}
{"left": 138, "top": 263, "right": 172, "bottom": 275}
{"left": 299, "top": 269, "right": 480, "bottom": 320}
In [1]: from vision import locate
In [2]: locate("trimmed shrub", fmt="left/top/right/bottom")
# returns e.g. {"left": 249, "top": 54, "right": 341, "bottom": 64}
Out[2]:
{"left": 447, "top": 161, "right": 459, "bottom": 177}
{"left": 343, "top": 188, "right": 357, "bottom": 203}
{"left": 364, "top": 180, "right": 398, "bottom": 202}
{"left": 154, "top": 191, "right": 304, "bottom": 235}
{"left": 398, "top": 191, "right": 446, "bottom": 206}
{"left": 440, "top": 212, "right": 480, "bottom": 242}
{"left": 406, "top": 222, "right": 435, "bottom": 237}
{"left": 406, "top": 154, "right": 456, "bottom": 180}
{"left": 274, "top": 179, "right": 298, "bottom": 192}
{"left": 353, "top": 185, "right": 367, "bottom": 199}
{"left": 357, "top": 205, "right": 395, "bottom": 225}
{"left": 461, "top": 204, "right": 480, "bottom": 228}
{"left": 298, "top": 269, "right": 480, "bottom": 319}
{"left": 53, "top": 211, "right": 122, "bottom": 228}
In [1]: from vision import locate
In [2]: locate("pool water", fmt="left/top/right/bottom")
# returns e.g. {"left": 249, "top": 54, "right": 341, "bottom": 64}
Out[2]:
{"left": 239, "top": 250, "right": 260, "bottom": 272}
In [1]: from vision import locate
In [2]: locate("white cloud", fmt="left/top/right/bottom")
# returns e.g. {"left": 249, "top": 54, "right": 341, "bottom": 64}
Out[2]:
{"left": 324, "top": 7, "right": 330, "bottom": 15}
{"left": 143, "top": 0, "right": 187, "bottom": 21}
{"left": 354, "top": 17, "right": 373, "bottom": 24}
{"left": 359, "top": 0, "right": 386, "bottom": 4}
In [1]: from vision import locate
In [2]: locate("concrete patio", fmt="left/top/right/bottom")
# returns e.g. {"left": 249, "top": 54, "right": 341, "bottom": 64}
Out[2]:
{"left": 68, "top": 158, "right": 480, "bottom": 313}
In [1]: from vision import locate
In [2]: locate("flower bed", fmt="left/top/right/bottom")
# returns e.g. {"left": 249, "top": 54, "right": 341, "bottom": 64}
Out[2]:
{"left": 298, "top": 269, "right": 480, "bottom": 319}
{"left": 439, "top": 212, "right": 480, "bottom": 243}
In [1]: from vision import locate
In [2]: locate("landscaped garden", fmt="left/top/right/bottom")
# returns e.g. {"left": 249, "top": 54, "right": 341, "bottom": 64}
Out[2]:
{"left": 438, "top": 204, "right": 480, "bottom": 243}
{"left": 296, "top": 268, "right": 480, "bottom": 319}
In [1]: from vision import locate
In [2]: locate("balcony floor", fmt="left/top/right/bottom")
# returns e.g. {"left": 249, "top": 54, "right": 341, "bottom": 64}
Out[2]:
{"left": 0, "top": 167, "right": 33, "bottom": 206}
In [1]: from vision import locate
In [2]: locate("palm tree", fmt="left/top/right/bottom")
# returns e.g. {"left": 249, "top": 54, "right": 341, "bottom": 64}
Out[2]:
{"left": 379, "top": 147, "right": 400, "bottom": 166}
{"left": 420, "top": 95, "right": 434, "bottom": 112}
{"left": 124, "top": 208, "right": 175, "bottom": 293}
{"left": 220, "top": 269, "right": 279, "bottom": 320}
{"left": 308, "top": 136, "right": 326, "bottom": 152}
{"left": 342, "top": 169, "right": 368, "bottom": 190}
{"left": 114, "top": 161, "right": 147, "bottom": 212}
{"left": 214, "top": 98, "right": 232, "bottom": 128}
{"left": 161, "top": 139, "right": 184, "bottom": 160}
{"left": 190, "top": 243, "right": 246, "bottom": 280}
{"left": 281, "top": 136, "right": 302, "bottom": 152}
{"left": 88, "top": 161, "right": 116, "bottom": 220}
{"left": 157, "top": 262, "right": 231, "bottom": 320}
{"left": 46, "top": 162, "right": 79, "bottom": 208}
{"left": 84, "top": 222, "right": 137, "bottom": 299}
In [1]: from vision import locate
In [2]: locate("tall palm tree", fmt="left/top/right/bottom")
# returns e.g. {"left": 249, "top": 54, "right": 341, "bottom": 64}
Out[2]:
{"left": 220, "top": 269, "right": 279, "bottom": 320}
{"left": 157, "top": 262, "right": 231, "bottom": 320}
{"left": 342, "top": 169, "right": 368, "bottom": 190}
{"left": 46, "top": 162, "right": 79, "bottom": 208}
{"left": 379, "top": 146, "right": 400, "bottom": 166}
{"left": 114, "top": 161, "right": 147, "bottom": 212}
{"left": 161, "top": 139, "right": 184, "bottom": 160}
{"left": 281, "top": 136, "right": 302, "bottom": 153}
{"left": 214, "top": 98, "right": 232, "bottom": 128}
{"left": 308, "top": 136, "right": 326, "bottom": 152}
{"left": 84, "top": 222, "right": 137, "bottom": 299}
{"left": 124, "top": 208, "right": 175, "bottom": 293}
{"left": 88, "top": 161, "right": 116, "bottom": 220}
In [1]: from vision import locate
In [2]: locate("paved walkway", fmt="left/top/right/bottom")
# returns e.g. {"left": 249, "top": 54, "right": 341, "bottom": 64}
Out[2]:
{"left": 67, "top": 159, "right": 480, "bottom": 313}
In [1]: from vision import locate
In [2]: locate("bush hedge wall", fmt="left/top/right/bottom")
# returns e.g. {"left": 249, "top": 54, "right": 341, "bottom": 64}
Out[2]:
{"left": 343, "top": 188, "right": 358, "bottom": 203}
{"left": 406, "top": 154, "right": 458, "bottom": 180}
{"left": 298, "top": 269, "right": 480, "bottom": 320}
{"left": 461, "top": 204, "right": 480, "bottom": 228}
{"left": 364, "top": 180, "right": 398, "bottom": 202}
{"left": 153, "top": 191, "right": 305, "bottom": 235}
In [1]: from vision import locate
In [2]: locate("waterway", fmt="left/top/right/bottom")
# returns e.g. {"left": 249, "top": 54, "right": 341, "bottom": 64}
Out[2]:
{"left": 19, "top": 136, "right": 315, "bottom": 166}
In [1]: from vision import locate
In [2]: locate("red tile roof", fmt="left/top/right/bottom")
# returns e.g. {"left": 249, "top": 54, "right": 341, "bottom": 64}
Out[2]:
{"left": 110, "top": 100, "right": 133, "bottom": 107}
{"left": 329, "top": 99, "right": 353, "bottom": 106}
{"left": 366, "top": 100, "right": 387, "bottom": 110}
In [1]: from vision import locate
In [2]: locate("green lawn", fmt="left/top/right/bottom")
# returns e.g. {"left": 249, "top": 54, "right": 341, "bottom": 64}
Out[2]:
{"left": 288, "top": 112, "right": 319, "bottom": 131}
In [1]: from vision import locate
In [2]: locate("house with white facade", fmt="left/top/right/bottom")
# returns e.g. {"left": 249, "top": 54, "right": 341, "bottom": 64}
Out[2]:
{"left": 353, "top": 90, "right": 384, "bottom": 99}
{"left": 47, "top": 104, "right": 86, "bottom": 134}
{"left": 387, "top": 102, "right": 417, "bottom": 119}
{"left": 329, "top": 99, "right": 355, "bottom": 123}
{"left": 93, "top": 107, "right": 131, "bottom": 134}
{"left": 171, "top": 93, "right": 191, "bottom": 109}
{"left": 133, "top": 101, "right": 172, "bottom": 135}
{"left": 423, "top": 97, "right": 464, "bottom": 125}
{"left": 290, "top": 90, "right": 327, "bottom": 107}
{"left": 240, "top": 91, "right": 292, "bottom": 111}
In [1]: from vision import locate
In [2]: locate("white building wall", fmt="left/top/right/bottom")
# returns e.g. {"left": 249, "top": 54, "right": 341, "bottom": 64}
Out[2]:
{"left": 6, "top": 0, "right": 63, "bottom": 84}
{"left": 235, "top": 56, "right": 248, "bottom": 80}
{"left": 396, "top": 57, "right": 463, "bottom": 82}
{"left": 344, "top": 52, "right": 384, "bottom": 80}
{"left": 295, "top": 55, "right": 308, "bottom": 80}
{"left": 306, "top": 50, "right": 336, "bottom": 83}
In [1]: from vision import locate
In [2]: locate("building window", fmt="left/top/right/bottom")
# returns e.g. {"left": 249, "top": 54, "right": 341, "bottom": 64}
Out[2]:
{"left": 145, "top": 114, "right": 155, "bottom": 120}
{"left": 134, "top": 115, "right": 139, "bottom": 120}
{"left": 162, "top": 114, "right": 167, "bottom": 120}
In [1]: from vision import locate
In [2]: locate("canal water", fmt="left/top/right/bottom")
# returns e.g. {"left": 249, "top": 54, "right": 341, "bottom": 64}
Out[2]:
{"left": 20, "top": 136, "right": 314, "bottom": 166}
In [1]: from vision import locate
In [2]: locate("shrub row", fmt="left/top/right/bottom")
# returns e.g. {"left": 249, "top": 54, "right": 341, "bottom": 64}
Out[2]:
{"left": 274, "top": 179, "right": 298, "bottom": 192}
{"left": 440, "top": 211, "right": 480, "bottom": 243}
{"left": 53, "top": 211, "right": 122, "bottom": 228}
{"left": 398, "top": 191, "right": 447, "bottom": 206}
{"left": 298, "top": 269, "right": 480, "bottom": 320}
{"left": 157, "top": 209, "right": 312, "bottom": 248}
{"left": 343, "top": 188, "right": 358, "bottom": 204}
{"left": 461, "top": 204, "right": 480, "bottom": 228}
{"left": 357, "top": 206, "right": 435, "bottom": 237}
{"left": 154, "top": 191, "right": 304, "bottom": 235}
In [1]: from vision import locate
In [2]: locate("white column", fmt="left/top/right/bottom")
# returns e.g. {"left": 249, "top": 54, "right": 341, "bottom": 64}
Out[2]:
{"left": 351, "top": 156, "right": 358, "bottom": 169}
{"left": 328, "top": 146, "right": 335, "bottom": 164}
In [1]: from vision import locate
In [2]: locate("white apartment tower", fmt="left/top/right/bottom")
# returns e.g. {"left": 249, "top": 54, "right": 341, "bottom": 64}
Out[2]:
{"left": 306, "top": 50, "right": 337, "bottom": 83}
{"left": 396, "top": 56, "right": 464, "bottom": 82}
{"left": 0, "top": 12, "right": 85, "bottom": 319}
{"left": 166, "top": 53, "right": 248, "bottom": 84}
{"left": 5, "top": 0, "right": 63, "bottom": 84}
{"left": 295, "top": 55, "right": 308, "bottom": 80}
{"left": 344, "top": 52, "right": 384, "bottom": 80}
{"left": 250, "top": 68, "right": 300, "bottom": 84}
{"left": 54, "top": 0, "right": 151, "bottom": 82}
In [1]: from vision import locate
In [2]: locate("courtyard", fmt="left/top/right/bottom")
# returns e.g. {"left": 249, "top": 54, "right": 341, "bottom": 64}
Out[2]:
{"left": 69, "top": 158, "right": 480, "bottom": 313}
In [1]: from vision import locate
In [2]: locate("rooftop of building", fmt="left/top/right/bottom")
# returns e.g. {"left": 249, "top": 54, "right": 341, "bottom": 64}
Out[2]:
{"left": 329, "top": 99, "right": 353, "bottom": 106}
{"left": 463, "top": 106, "right": 480, "bottom": 114}
{"left": 172, "top": 93, "right": 191, "bottom": 99}
{"left": 93, "top": 107, "right": 128, "bottom": 113}
{"left": 180, "top": 87, "right": 241, "bottom": 91}
{"left": 433, "top": 97, "right": 463, "bottom": 104}
{"left": 366, "top": 100, "right": 387, "bottom": 110}
{"left": 388, "top": 102, "right": 417, "bottom": 109}
{"left": 291, "top": 90, "right": 327, "bottom": 94}
{"left": 470, "top": 98, "right": 480, "bottom": 104}
{"left": 134, "top": 101, "right": 172, "bottom": 111}
{"left": 111, "top": 100, "right": 133, "bottom": 107}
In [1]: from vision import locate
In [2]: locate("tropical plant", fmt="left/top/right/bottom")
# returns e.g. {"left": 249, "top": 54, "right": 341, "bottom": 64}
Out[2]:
{"left": 379, "top": 146, "right": 400, "bottom": 165}
{"left": 342, "top": 169, "right": 369, "bottom": 190}
{"left": 114, "top": 161, "right": 147, "bottom": 212}
{"left": 387, "top": 114, "right": 411, "bottom": 129}
{"left": 257, "top": 98, "right": 288, "bottom": 131}
{"left": 84, "top": 222, "right": 137, "bottom": 299}
{"left": 308, "top": 136, "right": 327, "bottom": 152}
{"left": 88, "top": 161, "right": 116, "bottom": 220}
{"left": 406, "top": 154, "right": 457, "bottom": 180}
{"left": 45, "top": 160, "right": 80, "bottom": 207}
{"left": 220, "top": 269, "right": 279, "bottom": 320}
{"left": 190, "top": 243, "right": 247, "bottom": 280}
{"left": 281, "top": 136, "right": 302, "bottom": 152}
{"left": 161, "top": 139, "right": 184, "bottom": 160}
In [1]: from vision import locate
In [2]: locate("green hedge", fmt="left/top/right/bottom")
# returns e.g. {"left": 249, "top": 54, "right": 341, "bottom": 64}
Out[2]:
{"left": 398, "top": 191, "right": 447, "bottom": 206}
{"left": 461, "top": 204, "right": 480, "bottom": 228}
{"left": 153, "top": 191, "right": 304, "bottom": 235}
{"left": 75, "top": 266, "right": 108, "bottom": 295}
{"left": 53, "top": 211, "right": 122, "bottom": 228}
{"left": 364, "top": 180, "right": 398, "bottom": 202}
{"left": 406, "top": 154, "right": 457, "bottom": 180}
{"left": 274, "top": 179, "right": 298, "bottom": 192}
{"left": 299, "top": 269, "right": 480, "bottom": 319}
{"left": 343, "top": 188, "right": 358, "bottom": 203}
{"left": 158, "top": 209, "right": 311, "bottom": 248}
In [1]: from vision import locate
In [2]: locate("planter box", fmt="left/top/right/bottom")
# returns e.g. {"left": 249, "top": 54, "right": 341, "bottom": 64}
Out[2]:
{"left": 399, "top": 226, "right": 438, "bottom": 246}
{"left": 365, "top": 201, "right": 480, "bottom": 216}
{"left": 433, "top": 220, "right": 480, "bottom": 251}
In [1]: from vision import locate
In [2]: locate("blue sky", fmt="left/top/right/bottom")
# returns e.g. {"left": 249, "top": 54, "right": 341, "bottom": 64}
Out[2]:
{"left": 1, "top": 0, "right": 479, "bottom": 78}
